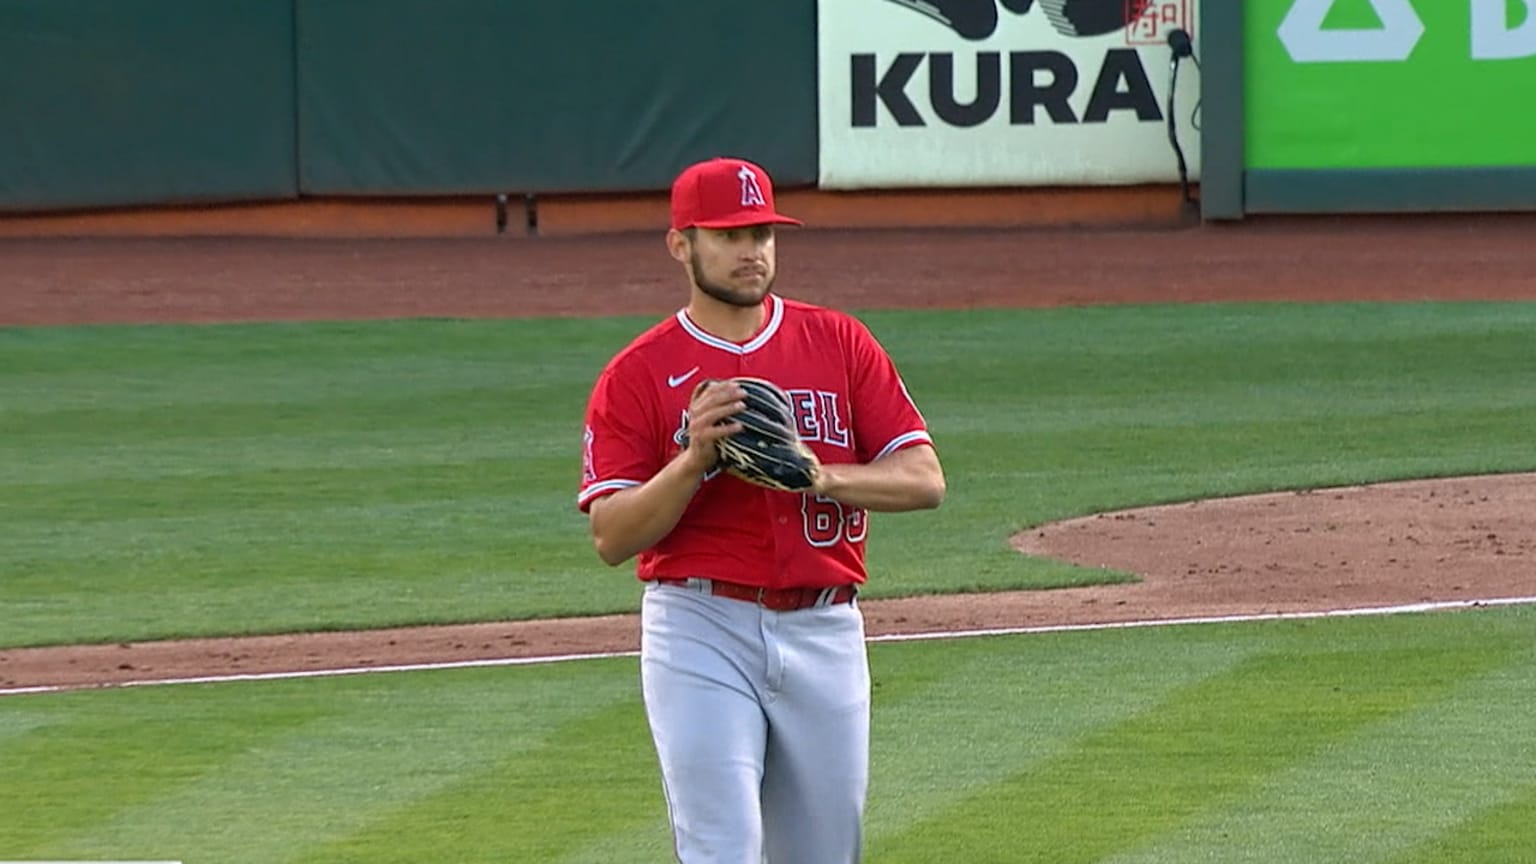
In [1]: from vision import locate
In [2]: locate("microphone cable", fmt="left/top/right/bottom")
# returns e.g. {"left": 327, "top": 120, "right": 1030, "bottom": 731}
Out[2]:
{"left": 1164, "top": 28, "right": 1200, "bottom": 209}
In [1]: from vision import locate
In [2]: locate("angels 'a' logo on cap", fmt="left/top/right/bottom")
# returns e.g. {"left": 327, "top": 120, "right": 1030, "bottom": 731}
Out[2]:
{"left": 738, "top": 165, "right": 767, "bottom": 208}
{"left": 668, "top": 156, "right": 803, "bottom": 230}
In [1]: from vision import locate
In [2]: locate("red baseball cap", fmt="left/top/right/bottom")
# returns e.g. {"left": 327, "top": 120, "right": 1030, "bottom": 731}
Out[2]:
{"left": 670, "top": 157, "right": 804, "bottom": 231}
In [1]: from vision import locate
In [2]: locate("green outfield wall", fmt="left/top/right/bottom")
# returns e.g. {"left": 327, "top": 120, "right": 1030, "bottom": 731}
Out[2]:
{"left": 0, "top": 0, "right": 298, "bottom": 211}
{"left": 294, "top": 1, "right": 817, "bottom": 195}
{"left": 0, "top": 0, "right": 818, "bottom": 211}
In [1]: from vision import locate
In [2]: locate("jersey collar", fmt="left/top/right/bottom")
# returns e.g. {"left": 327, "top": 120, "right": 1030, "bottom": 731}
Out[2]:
{"left": 675, "top": 294, "right": 784, "bottom": 355}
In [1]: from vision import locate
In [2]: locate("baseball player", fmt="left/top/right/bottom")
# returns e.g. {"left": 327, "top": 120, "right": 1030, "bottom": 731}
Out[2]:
{"left": 577, "top": 156, "right": 945, "bottom": 863}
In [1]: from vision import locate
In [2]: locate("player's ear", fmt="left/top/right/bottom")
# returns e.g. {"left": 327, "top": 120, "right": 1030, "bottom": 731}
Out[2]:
{"left": 665, "top": 228, "right": 691, "bottom": 264}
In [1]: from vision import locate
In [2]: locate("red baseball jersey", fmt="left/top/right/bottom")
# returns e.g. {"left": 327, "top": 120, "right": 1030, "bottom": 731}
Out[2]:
{"left": 578, "top": 294, "right": 933, "bottom": 589}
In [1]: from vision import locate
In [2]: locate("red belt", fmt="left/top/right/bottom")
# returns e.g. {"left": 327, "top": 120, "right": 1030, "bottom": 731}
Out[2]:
{"left": 655, "top": 578, "right": 858, "bottom": 612}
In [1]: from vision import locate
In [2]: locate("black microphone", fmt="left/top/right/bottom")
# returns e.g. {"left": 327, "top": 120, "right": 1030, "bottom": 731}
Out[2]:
{"left": 1167, "top": 28, "right": 1194, "bottom": 59}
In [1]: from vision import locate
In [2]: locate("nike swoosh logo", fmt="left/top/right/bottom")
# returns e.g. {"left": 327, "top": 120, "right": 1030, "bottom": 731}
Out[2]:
{"left": 667, "top": 367, "right": 701, "bottom": 388}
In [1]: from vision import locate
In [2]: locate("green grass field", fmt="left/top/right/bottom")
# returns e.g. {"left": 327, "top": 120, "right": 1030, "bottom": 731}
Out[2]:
{"left": 3, "top": 302, "right": 1534, "bottom": 647}
{"left": 3, "top": 301, "right": 1535, "bottom": 862}
{"left": 1, "top": 607, "right": 1531, "bottom": 862}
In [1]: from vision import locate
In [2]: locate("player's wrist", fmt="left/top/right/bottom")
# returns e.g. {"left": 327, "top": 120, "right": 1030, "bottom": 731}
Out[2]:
{"left": 676, "top": 444, "right": 718, "bottom": 477}
{"left": 810, "top": 463, "right": 840, "bottom": 498}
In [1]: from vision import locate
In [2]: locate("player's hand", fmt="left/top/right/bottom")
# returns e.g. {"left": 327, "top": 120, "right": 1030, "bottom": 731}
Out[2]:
{"left": 679, "top": 379, "right": 745, "bottom": 474}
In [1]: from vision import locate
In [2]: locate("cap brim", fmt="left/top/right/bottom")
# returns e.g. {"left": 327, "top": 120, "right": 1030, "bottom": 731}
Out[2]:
{"left": 691, "top": 213, "right": 804, "bottom": 229}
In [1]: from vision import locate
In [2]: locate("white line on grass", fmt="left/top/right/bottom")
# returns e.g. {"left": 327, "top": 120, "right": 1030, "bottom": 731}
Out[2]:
{"left": 866, "top": 595, "right": 1536, "bottom": 642}
{"left": 3, "top": 595, "right": 1534, "bottom": 698}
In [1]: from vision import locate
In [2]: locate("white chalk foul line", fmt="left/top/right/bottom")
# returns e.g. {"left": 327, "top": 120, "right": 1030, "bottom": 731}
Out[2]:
{"left": 3, "top": 595, "right": 1534, "bottom": 698}
{"left": 867, "top": 595, "right": 1536, "bottom": 642}
{"left": 0, "top": 650, "right": 638, "bottom": 698}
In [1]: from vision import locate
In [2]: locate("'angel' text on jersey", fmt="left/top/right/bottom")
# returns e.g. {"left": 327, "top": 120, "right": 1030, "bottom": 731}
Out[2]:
{"left": 674, "top": 389, "right": 852, "bottom": 452}
{"left": 788, "top": 389, "right": 851, "bottom": 448}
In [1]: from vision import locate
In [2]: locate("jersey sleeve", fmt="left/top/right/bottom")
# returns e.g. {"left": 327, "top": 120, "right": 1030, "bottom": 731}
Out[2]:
{"left": 847, "top": 316, "right": 934, "bottom": 463}
{"left": 577, "top": 360, "right": 662, "bottom": 512}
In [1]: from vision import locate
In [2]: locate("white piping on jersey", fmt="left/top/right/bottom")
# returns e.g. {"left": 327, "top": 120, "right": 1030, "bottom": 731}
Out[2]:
{"left": 577, "top": 478, "right": 642, "bottom": 507}
{"left": 875, "top": 430, "right": 933, "bottom": 461}
{"left": 675, "top": 294, "right": 784, "bottom": 354}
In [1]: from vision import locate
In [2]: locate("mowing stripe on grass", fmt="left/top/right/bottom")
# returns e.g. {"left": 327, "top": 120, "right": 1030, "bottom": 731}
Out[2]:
{"left": 0, "top": 693, "right": 338, "bottom": 853}
{"left": 1098, "top": 645, "right": 1536, "bottom": 864}
{"left": 1389, "top": 780, "right": 1536, "bottom": 864}
{"left": 865, "top": 637, "right": 1525, "bottom": 863}
{"left": 11, "top": 664, "right": 638, "bottom": 864}
{"left": 864, "top": 624, "right": 1266, "bottom": 841}
{"left": 4, "top": 597, "right": 1533, "bottom": 698}
{"left": 288, "top": 699, "right": 669, "bottom": 863}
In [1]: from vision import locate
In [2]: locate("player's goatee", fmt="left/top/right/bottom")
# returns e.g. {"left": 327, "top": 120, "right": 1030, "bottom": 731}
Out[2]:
{"left": 691, "top": 251, "right": 774, "bottom": 307}
{"left": 697, "top": 275, "right": 775, "bottom": 307}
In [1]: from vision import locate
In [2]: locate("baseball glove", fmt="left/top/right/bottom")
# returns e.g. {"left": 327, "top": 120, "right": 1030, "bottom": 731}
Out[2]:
{"left": 714, "top": 377, "right": 820, "bottom": 493}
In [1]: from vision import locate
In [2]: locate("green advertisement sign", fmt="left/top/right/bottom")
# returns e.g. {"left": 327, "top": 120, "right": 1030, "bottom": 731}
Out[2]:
{"left": 1246, "top": 0, "right": 1536, "bottom": 169}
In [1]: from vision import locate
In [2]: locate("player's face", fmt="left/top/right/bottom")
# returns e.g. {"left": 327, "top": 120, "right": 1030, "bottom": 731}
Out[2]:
{"left": 683, "top": 225, "right": 777, "bottom": 308}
